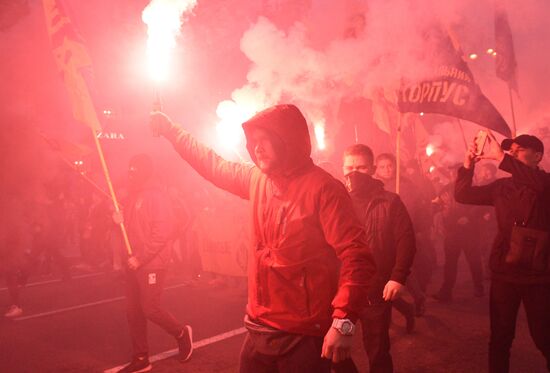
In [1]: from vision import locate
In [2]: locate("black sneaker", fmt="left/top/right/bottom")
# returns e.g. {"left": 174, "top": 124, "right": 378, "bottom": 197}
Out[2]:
{"left": 116, "top": 355, "right": 152, "bottom": 373}
{"left": 177, "top": 325, "right": 193, "bottom": 362}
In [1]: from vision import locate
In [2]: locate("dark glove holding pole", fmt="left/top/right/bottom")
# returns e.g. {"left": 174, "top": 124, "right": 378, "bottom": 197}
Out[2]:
{"left": 149, "top": 111, "right": 174, "bottom": 138}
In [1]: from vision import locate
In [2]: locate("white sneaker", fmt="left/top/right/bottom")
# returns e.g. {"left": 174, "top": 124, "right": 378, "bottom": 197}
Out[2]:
{"left": 4, "top": 305, "right": 23, "bottom": 318}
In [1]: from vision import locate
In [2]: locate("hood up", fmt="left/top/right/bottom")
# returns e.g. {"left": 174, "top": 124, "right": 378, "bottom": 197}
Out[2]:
{"left": 242, "top": 104, "right": 313, "bottom": 177}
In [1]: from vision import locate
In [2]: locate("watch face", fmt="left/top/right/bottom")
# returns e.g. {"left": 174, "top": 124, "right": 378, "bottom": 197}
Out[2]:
{"left": 341, "top": 321, "right": 352, "bottom": 334}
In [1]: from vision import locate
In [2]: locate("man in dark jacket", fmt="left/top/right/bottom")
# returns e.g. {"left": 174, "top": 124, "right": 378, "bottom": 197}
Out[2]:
{"left": 150, "top": 105, "right": 376, "bottom": 373}
{"left": 375, "top": 154, "right": 430, "bottom": 312}
{"left": 455, "top": 133, "right": 550, "bottom": 373}
{"left": 117, "top": 154, "right": 192, "bottom": 373}
{"left": 342, "top": 144, "right": 416, "bottom": 373}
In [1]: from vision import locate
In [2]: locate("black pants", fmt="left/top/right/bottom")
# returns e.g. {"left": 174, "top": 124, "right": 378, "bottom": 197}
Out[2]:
{"left": 413, "top": 235, "right": 435, "bottom": 292}
{"left": 440, "top": 242, "right": 483, "bottom": 296}
{"left": 126, "top": 269, "right": 183, "bottom": 356}
{"left": 239, "top": 332, "right": 331, "bottom": 373}
{"left": 361, "top": 301, "right": 393, "bottom": 373}
{"left": 489, "top": 278, "right": 550, "bottom": 373}
{"left": 332, "top": 301, "right": 393, "bottom": 373}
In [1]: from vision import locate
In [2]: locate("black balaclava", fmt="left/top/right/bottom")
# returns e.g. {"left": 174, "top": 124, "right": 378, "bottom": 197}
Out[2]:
{"left": 128, "top": 154, "right": 153, "bottom": 192}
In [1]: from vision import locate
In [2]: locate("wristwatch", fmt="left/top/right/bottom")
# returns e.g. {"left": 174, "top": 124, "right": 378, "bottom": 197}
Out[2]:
{"left": 331, "top": 318, "right": 355, "bottom": 336}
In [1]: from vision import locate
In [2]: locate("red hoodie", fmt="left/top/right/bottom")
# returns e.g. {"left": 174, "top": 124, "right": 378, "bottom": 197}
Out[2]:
{"left": 166, "top": 105, "right": 375, "bottom": 336}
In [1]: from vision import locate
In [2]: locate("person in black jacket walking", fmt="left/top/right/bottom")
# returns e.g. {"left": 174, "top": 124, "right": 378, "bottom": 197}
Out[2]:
{"left": 455, "top": 132, "right": 550, "bottom": 373}
{"left": 339, "top": 144, "right": 416, "bottom": 373}
{"left": 116, "top": 154, "right": 193, "bottom": 373}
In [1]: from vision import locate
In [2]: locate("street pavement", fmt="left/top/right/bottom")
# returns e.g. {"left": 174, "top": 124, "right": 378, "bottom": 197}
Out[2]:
{"left": 1, "top": 264, "right": 548, "bottom": 372}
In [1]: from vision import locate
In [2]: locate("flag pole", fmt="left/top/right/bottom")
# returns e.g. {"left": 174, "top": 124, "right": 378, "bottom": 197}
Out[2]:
{"left": 92, "top": 129, "right": 133, "bottom": 256}
{"left": 508, "top": 84, "right": 517, "bottom": 137}
{"left": 396, "top": 113, "right": 402, "bottom": 195}
{"left": 37, "top": 133, "right": 113, "bottom": 201}
{"left": 59, "top": 156, "right": 113, "bottom": 202}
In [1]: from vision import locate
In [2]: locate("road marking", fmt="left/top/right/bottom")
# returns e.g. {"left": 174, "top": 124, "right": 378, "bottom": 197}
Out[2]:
{"left": 103, "top": 327, "right": 247, "bottom": 373}
{"left": 0, "top": 272, "right": 104, "bottom": 292}
{"left": 13, "top": 283, "right": 189, "bottom": 321}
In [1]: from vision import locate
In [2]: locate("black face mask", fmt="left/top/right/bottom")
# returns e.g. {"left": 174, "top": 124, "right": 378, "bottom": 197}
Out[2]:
{"left": 345, "top": 171, "right": 372, "bottom": 195}
{"left": 127, "top": 155, "right": 154, "bottom": 191}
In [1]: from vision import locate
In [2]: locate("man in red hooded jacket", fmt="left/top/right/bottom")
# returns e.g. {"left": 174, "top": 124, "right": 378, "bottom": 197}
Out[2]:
{"left": 150, "top": 104, "right": 375, "bottom": 372}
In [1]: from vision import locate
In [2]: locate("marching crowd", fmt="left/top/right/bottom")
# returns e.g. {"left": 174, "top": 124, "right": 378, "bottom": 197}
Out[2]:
{"left": 1, "top": 105, "right": 549, "bottom": 373}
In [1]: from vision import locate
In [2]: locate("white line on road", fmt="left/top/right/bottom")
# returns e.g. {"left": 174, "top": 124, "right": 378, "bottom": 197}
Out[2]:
{"left": 13, "top": 283, "right": 189, "bottom": 321}
{"left": 0, "top": 272, "right": 105, "bottom": 292}
{"left": 103, "top": 327, "right": 247, "bottom": 373}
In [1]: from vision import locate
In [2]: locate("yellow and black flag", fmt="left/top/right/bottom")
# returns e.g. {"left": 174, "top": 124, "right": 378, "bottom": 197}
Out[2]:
{"left": 42, "top": 0, "right": 101, "bottom": 132}
{"left": 398, "top": 26, "right": 512, "bottom": 137}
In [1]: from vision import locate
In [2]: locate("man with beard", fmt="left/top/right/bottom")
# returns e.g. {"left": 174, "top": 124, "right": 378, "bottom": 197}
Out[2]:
{"left": 150, "top": 105, "right": 375, "bottom": 372}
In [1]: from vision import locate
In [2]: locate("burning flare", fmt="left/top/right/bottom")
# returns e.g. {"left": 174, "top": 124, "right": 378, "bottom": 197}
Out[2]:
{"left": 314, "top": 122, "right": 326, "bottom": 151}
{"left": 142, "top": 0, "right": 197, "bottom": 82}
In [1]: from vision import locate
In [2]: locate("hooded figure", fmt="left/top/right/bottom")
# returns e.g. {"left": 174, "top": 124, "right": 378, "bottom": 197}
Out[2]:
{"left": 152, "top": 104, "right": 375, "bottom": 372}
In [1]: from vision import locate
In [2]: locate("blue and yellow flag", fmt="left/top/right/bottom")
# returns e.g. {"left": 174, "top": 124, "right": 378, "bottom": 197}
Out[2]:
{"left": 42, "top": 0, "right": 101, "bottom": 132}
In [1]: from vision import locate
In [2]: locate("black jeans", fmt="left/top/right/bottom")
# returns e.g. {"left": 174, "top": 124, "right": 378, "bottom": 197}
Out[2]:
{"left": 126, "top": 269, "right": 183, "bottom": 356}
{"left": 489, "top": 278, "right": 550, "bottom": 373}
{"left": 239, "top": 332, "right": 331, "bottom": 373}
{"left": 440, "top": 242, "right": 484, "bottom": 296}
{"left": 362, "top": 301, "right": 393, "bottom": 373}
{"left": 332, "top": 301, "right": 393, "bottom": 373}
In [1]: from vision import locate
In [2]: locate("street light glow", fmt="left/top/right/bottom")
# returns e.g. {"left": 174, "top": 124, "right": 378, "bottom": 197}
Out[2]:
{"left": 426, "top": 144, "right": 435, "bottom": 157}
